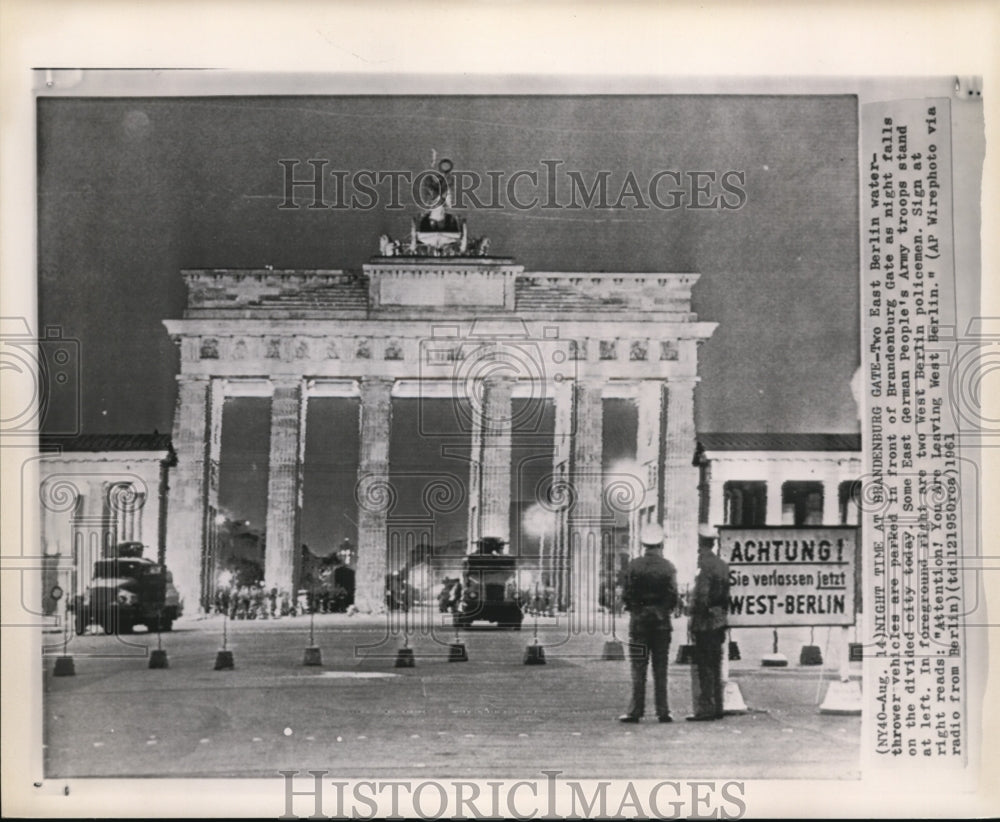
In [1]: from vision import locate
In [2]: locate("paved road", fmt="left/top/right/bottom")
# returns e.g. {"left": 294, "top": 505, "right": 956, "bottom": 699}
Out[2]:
{"left": 43, "top": 611, "right": 861, "bottom": 780}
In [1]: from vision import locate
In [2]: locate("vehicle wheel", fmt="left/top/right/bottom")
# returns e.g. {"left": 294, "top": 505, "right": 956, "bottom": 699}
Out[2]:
{"left": 110, "top": 614, "right": 135, "bottom": 634}
{"left": 160, "top": 618, "right": 174, "bottom": 632}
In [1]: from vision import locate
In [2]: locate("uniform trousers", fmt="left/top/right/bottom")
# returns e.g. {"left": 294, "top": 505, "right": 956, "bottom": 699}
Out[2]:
{"left": 627, "top": 606, "right": 672, "bottom": 718}
{"left": 692, "top": 627, "right": 726, "bottom": 718}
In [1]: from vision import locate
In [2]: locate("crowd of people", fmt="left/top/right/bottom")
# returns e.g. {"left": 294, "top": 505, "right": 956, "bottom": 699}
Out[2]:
{"left": 212, "top": 581, "right": 354, "bottom": 619}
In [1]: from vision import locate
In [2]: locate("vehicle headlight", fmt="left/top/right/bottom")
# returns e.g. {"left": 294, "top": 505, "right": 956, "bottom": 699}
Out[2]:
{"left": 117, "top": 589, "right": 137, "bottom": 606}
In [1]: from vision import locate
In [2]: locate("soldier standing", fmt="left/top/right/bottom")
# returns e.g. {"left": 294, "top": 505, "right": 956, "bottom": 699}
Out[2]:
{"left": 618, "top": 524, "right": 679, "bottom": 723}
{"left": 687, "top": 524, "right": 731, "bottom": 721}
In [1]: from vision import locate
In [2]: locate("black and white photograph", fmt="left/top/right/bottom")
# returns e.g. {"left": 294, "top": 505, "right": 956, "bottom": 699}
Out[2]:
{"left": 2, "top": 3, "right": 997, "bottom": 819}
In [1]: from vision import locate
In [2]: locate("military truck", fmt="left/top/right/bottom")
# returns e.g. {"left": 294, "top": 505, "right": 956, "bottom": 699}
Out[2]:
{"left": 73, "top": 542, "right": 182, "bottom": 635}
{"left": 453, "top": 537, "right": 523, "bottom": 630}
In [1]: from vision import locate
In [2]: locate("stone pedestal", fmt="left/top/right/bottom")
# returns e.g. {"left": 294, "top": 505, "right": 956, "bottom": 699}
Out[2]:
{"left": 53, "top": 656, "right": 76, "bottom": 677}
{"left": 523, "top": 643, "right": 546, "bottom": 665}
{"left": 355, "top": 378, "right": 393, "bottom": 614}
{"left": 214, "top": 648, "right": 235, "bottom": 670}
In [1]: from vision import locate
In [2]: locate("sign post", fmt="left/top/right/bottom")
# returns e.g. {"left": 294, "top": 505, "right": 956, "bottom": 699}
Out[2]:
{"left": 718, "top": 526, "right": 859, "bottom": 628}
{"left": 303, "top": 583, "right": 322, "bottom": 666}
{"left": 717, "top": 526, "right": 861, "bottom": 713}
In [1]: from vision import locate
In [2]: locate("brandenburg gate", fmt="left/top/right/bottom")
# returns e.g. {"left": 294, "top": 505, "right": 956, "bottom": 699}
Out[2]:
{"left": 163, "top": 198, "right": 716, "bottom": 614}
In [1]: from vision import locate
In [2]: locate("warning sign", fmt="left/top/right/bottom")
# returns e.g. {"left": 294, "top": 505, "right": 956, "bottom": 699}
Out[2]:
{"left": 718, "top": 526, "right": 859, "bottom": 627}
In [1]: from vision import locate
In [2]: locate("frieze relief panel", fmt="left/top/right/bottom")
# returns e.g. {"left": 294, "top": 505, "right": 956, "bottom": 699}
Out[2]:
{"left": 174, "top": 333, "right": 700, "bottom": 384}
{"left": 170, "top": 322, "right": 706, "bottom": 385}
{"left": 199, "top": 337, "right": 219, "bottom": 359}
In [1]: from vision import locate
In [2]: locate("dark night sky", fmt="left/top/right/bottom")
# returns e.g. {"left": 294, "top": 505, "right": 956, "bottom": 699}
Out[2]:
{"left": 37, "top": 94, "right": 860, "bottom": 437}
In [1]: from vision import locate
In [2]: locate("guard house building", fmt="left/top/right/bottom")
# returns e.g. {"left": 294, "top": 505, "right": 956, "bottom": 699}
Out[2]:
{"left": 162, "top": 199, "right": 718, "bottom": 613}
{"left": 695, "top": 433, "right": 862, "bottom": 529}
{"left": 37, "top": 433, "right": 175, "bottom": 614}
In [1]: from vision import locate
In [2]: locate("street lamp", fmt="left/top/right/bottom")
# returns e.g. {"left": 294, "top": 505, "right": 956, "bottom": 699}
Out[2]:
{"left": 521, "top": 503, "right": 556, "bottom": 664}
{"left": 213, "top": 514, "right": 235, "bottom": 671}
{"left": 338, "top": 538, "right": 355, "bottom": 567}
{"left": 522, "top": 503, "right": 555, "bottom": 585}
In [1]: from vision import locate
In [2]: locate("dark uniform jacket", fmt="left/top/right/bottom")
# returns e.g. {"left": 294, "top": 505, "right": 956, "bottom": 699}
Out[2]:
{"left": 622, "top": 553, "right": 679, "bottom": 616}
{"left": 690, "top": 552, "right": 731, "bottom": 632}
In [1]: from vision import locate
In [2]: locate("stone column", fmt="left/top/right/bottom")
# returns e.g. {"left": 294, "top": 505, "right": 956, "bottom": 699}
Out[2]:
{"left": 202, "top": 378, "right": 225, "bottom": 609}
{"left": 635, "top": 380, "right": 666, "bottom": 552}
{"left": 355, "top": 377, "right": 393, "bottom": 614}
{"left": 766, "top": 465, "right": 785, "bottom": 525}
{"left": 107, "top": 480, "right": 145, "bottom": 546}
{"left": 467, "top": 390, "right": 483, "bottom": 549}
{"left": 569, "top": 379, "right": 603, "bottom": 620}
{"left": 707, "top": 465, "right": 726, "bottom": 529}
{"left": 165, "top": 375, "right": 210, "bottom": 612}
{"left": 550, "top": 378, "right": 574, "bottom": 595}
{"left": 663, "top": 379, "right": 698, "bottom": 585}
{"left": 72, "top": 481, "right": 113, "bottom": 597}
{"left": 822, "top": 463, "right": 842, "bottom": 525}
{"left": 205, "top": 380, "right": 225, "bottom": 514}
{"left": 264, "top": 379, "right": 305, "bottom": 596}
{"left": 479, "top": 377, "right": 513, "bottom": 544}
{"left": 842, "top": 471, "right": 858, "bottom": 526}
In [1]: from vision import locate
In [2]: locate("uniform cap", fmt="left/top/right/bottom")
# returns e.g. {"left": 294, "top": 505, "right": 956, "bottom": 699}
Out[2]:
{"left": 639, "top": 523, "right": 665, "bottom": 547}
{"left": 698, "top": 524, "right": 717, "bottom": 541}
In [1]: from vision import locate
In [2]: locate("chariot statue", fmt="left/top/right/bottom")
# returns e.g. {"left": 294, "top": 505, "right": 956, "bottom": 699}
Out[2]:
{"left": 377, "top": 154, "right": 491, "bottom": 258}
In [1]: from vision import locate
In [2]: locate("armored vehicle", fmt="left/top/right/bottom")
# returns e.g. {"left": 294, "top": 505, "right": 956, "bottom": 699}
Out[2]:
{"left": 453, "top": 537, "right": 523, "bottom": 629}
{"left": 73, "top": 542, "right": 182, "bottom": 634}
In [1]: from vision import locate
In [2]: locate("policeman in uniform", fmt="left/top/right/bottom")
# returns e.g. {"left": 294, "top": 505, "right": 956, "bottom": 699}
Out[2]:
{"left": 618, "top": 523, "right": 679, "bottom": 723}
{"left": 688, "top": 524, "right": 731, "bottom": 721}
